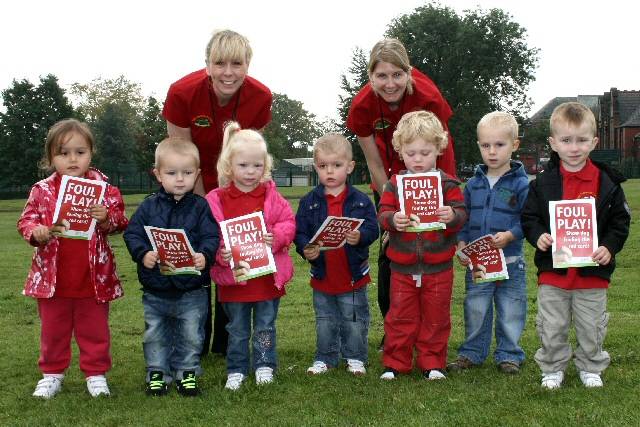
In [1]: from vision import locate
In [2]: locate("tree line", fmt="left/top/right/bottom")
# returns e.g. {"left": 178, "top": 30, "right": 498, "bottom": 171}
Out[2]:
{"left": 0, "top": 3, "right": 539, "bottom": 191}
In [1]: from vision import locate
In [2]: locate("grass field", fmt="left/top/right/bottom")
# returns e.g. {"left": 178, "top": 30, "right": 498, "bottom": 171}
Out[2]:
{"left": 1, "top": 182, "right": 638, "bottom": 426}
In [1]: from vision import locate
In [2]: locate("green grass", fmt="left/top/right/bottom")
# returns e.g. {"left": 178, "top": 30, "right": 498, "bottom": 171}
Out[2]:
{"left": 1, "top": 181, "right": 639, "bottom": 426}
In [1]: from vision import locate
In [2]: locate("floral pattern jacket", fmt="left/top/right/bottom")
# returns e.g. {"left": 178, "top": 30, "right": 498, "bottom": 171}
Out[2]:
{"left": 17, "top": 169, "right": 128, "bottom": 302}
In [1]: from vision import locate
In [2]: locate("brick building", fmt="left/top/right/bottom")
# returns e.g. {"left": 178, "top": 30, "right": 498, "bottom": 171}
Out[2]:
{"left": 528, "top": 89, "right": 640, "bottom": 165}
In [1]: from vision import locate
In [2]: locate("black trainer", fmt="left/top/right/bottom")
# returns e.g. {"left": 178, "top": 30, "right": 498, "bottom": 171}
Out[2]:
{"left": 176, "top": 371, "right": 199, "bottom": 397}
{"left": 146, "top": 371, "right": 168, "bottom": 396}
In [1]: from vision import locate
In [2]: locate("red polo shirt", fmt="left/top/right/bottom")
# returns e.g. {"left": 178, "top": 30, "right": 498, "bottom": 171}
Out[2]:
{"left": 311, "top": 187, "right": 370, "bottom": 295}
{"left": 346, "top": 68, "right": 457, "bottom": 191}
{"left": 217, "top": 182, "right": 284, "bottom": 302}
{"left": 163, "top": 69, "right": 272, "bottom": 192}
{"left": 52, "top": 174, "right": 92, "bottom": 298}
{"left": 539, "top": 159, "right": 608, "bottom": 289}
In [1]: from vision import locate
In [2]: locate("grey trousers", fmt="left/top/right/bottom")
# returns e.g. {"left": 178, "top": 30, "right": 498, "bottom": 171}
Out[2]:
{"left": 535, "top": 285, "right": 610, "bottom": 374}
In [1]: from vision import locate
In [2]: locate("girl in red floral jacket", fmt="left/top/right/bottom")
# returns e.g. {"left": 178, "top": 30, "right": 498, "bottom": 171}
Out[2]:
{"left": 17, "top": 119, "right": 128, "bottom": 399}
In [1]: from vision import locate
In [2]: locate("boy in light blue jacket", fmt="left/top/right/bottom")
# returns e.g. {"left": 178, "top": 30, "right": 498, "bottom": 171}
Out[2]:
{"left": 448, "top": 112, "right": 529, "bottom": 374}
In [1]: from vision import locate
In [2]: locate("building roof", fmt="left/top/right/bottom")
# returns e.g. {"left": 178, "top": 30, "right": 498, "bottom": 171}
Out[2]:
{"left": 620, "top": 106, "right": 640, "bottom": 127}
{"left": 577, "top": 95, "right": 600, "bottom": 119}
{"left": 529, "top": 97, "right": 576, "bottom": 122}
{"left": 616, "top": 91, "right": 640, "bottom": 125}
{"left": 283, "top": 158, "right": 314, "bottom": 167}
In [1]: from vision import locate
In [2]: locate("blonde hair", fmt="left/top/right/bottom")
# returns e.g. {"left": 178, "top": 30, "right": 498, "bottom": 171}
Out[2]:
{"left": 392, "top": 111, "right": 448, "bottom": 155}
{"left": 40, "top": 118, "right": 95, "bottom": 170}
{"left": 154, "top": 137, "right": 200, "bottom": 169}
{"left": 217, "top": 121, "right": 273, "bottom": 187}
{"left": 368, "top": 38, "right": 414, "bottom": 96}
{"left": 477, "top": 111, "right": 519, "bottom": 141}
{"left": 313, "top": 133, "right": 353, "bottom": 162}
{"left": 205, "top": 29, "right": 252, "bottom": 66}
{"left": 550, "top": 102, "right": 597, "bottom": 136}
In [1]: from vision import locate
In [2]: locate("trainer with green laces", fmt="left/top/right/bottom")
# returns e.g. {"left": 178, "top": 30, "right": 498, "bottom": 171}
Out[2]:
{"left": 123, "top": 138, "right": 219, "bottom": 398}
{"left": 176, "top": 371, "right": 199, "bottom": 396}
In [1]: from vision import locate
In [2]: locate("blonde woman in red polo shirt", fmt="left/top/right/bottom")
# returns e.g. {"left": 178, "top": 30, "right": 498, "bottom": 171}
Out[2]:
{"left": 163, "top": 29, "right": 272, "bottom": 356}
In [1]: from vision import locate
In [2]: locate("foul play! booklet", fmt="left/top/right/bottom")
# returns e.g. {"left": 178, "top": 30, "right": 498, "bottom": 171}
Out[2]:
{"left": 549, "top": 199, "right": 598, "bottom": 268}
{"left": 397, "top": 172, "right": 445, "bottom": 232}
{"left": 456, "top": 235, "right": 509, "bottom": 283}
{"left": 144, "top": 226, "right": 200, "bottom": 275}
{"left": 220, "top": 212, "right": 276, "bottom": 281}
{"left": 52, "top": 175, "right": 106, "bottom": 240}
{"left": 307, "top": 216, "right": 364, "bottom": 250}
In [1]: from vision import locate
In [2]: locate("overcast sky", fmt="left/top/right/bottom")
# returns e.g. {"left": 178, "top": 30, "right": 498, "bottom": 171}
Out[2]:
{"left": 1, "top": 0, "right": 638, "bottom": 121}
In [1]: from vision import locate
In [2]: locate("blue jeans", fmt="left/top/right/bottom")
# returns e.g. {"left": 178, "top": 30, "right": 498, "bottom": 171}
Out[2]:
{"left": 223, "top": 298, "right": 280, "bottom": 375}
{"left": 142, "top": 287, "right": 207, "bottom": 382}
{"left": 313, "top": 287, "right": 370, "bottom": 366}
{"left": 457, "top": 258, "right": 527, "bottom": 365}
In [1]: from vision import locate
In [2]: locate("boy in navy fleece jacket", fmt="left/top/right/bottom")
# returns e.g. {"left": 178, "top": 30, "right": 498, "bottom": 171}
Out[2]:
{"left": 295, "top": 134, "right": 378, "bottom": 376}
{"left": 124, "top": 137, "right": 218, "bottom": 396}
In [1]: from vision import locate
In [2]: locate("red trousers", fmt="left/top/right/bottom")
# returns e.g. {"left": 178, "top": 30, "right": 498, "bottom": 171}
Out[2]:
{"left": 383, "top": 268, "right": 453, "bottom": 372}
{"left": 37, "top": 296, "right": 111, "bottom": 377}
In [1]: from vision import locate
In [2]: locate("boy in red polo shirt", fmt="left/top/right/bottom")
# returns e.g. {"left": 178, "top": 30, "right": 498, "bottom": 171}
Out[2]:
{"left": 522, "top": 102, "right": 630, "bottom": 389}
{"left": 295, "top": 134, "right": 379, "bottom": 375}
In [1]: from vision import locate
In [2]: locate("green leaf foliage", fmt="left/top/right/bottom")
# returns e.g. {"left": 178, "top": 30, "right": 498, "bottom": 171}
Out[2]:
{"left": 0, "top": 74, "right": 75, "bottom": 189}
{"left": 386, "top": 3, "right": 539, "bottom": 165}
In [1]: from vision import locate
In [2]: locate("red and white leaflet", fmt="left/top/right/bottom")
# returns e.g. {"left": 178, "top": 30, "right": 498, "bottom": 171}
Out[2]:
{"left": 144, "top": 226, "right": 200, "bottom": 275}
{"left": 307, "top": 216, "right": 364, "bottom": 251}
{"left": 397, "top": 172, "right": 445, "bottom": 232}
{"left": 456, "top": 235, "right": 509, "bottom": 283}
{"left": 220, "top": 212, "right": 276, "bottom": 281}
{"left": 52, "top": 175, "right": 107, "bottom": 240}
{"left": 549, "top": 199, "right": 598, "bottom": 268}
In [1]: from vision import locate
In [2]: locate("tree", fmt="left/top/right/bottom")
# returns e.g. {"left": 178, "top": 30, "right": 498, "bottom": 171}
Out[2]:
{"left": 134, "top": 96, "right": 167, "bottom": 171}
{"left": 336, "top": 48, "right": 370, "bottom": 177}
{"left": 70, "top": 75, "right": 148, "bottom": 172}
{"left": 337, "top": 4, "right": 539, "bottom": 167}
{"left": 386, "top": 3, "right": 539, "bottom": 165}
{"left": 91, "top": 103, "right": 137, "bottom": 174}
{"left": 70, "top": 75, "right": 146, "bottom": 124}
{"left": 263, "top": 93, "right": 323, "bottom": 162}
{"left": 0, "top": 75, "right": 75, "bottom": 188}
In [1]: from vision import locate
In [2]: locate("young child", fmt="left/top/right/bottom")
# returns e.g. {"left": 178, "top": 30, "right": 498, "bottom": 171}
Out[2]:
{"left": 377, "top": 110, "right": 467, "bottom": 381}
{"left": 206, "top": 122, "right": 295, "bottom": 391}
{"left": 448, "top": 112, "right": 529, "bottom": 374}
{"left": 294, "top": 134, "right": 379, "bottom": 376}
{"left": 521, "top": 102, "right": 630, "bottom": 389}
{"left": 124, "top": 138, "right": 218, "bottom": 396}
{"left": 17, "top": 119, "right": 128, "bottom": 398}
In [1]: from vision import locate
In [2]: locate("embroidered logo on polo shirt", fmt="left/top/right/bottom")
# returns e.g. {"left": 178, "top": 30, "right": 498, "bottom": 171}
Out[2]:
{"left": 373, "top": 118, "right": 392, "bottom": 131}
{"left": 193, "top": 115, "right": 212, "bottom": 127}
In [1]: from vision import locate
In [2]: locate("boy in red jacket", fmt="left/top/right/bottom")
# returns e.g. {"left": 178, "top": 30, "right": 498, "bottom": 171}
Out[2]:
{"left": 377, "top": 111, "right": 467, "bottom": 380}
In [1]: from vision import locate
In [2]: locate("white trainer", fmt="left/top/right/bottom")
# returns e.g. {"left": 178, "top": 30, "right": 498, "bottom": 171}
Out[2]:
{"left": 307, "top": 361, "right": 329, "bottom": 375}
{"left": 255, "top": 367, "right": 274, "bottom": 385}
{"left": 33, "top": 375, "right": 64, "bottom": 399}
{"left": 579, "top": 371, "right": 603, "bottom": 388}
{"left": 225, "top": 373, "right": 245, "bottom": 391}
{"left": 380, "top": 369, "right": 397, "bottom": 380}
{"left": 541, "top": 371, "right": 564, "bottom": 390}
{"left": 86, "top": 375, "right": 110, "bottom": 397}
{"left": 346, "top": 359, "right": 366, "bottom": 375}
{"left": 425, "top": 369, "right": 446, "bottom": 380}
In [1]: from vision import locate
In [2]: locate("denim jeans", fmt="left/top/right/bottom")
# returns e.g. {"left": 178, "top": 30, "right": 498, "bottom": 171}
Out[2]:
{"left": 313, "top": 287, "right": 370, "bottom": 366}
{"left": 142, "top": 287, "right": 207, "bottom": 383}
{"left": 223, "top": 298, "right": 280, "bottom": 375}
{"left": 457, "top": 257, "right": 527, "bottom": 365}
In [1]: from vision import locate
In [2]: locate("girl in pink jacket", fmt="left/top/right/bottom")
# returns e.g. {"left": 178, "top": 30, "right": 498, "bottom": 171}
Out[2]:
{"left": 17, "top": 119, "right": 128, "bottom": 399}
{"left": 206, "top": 121, "right": 295, "bottom": 391}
